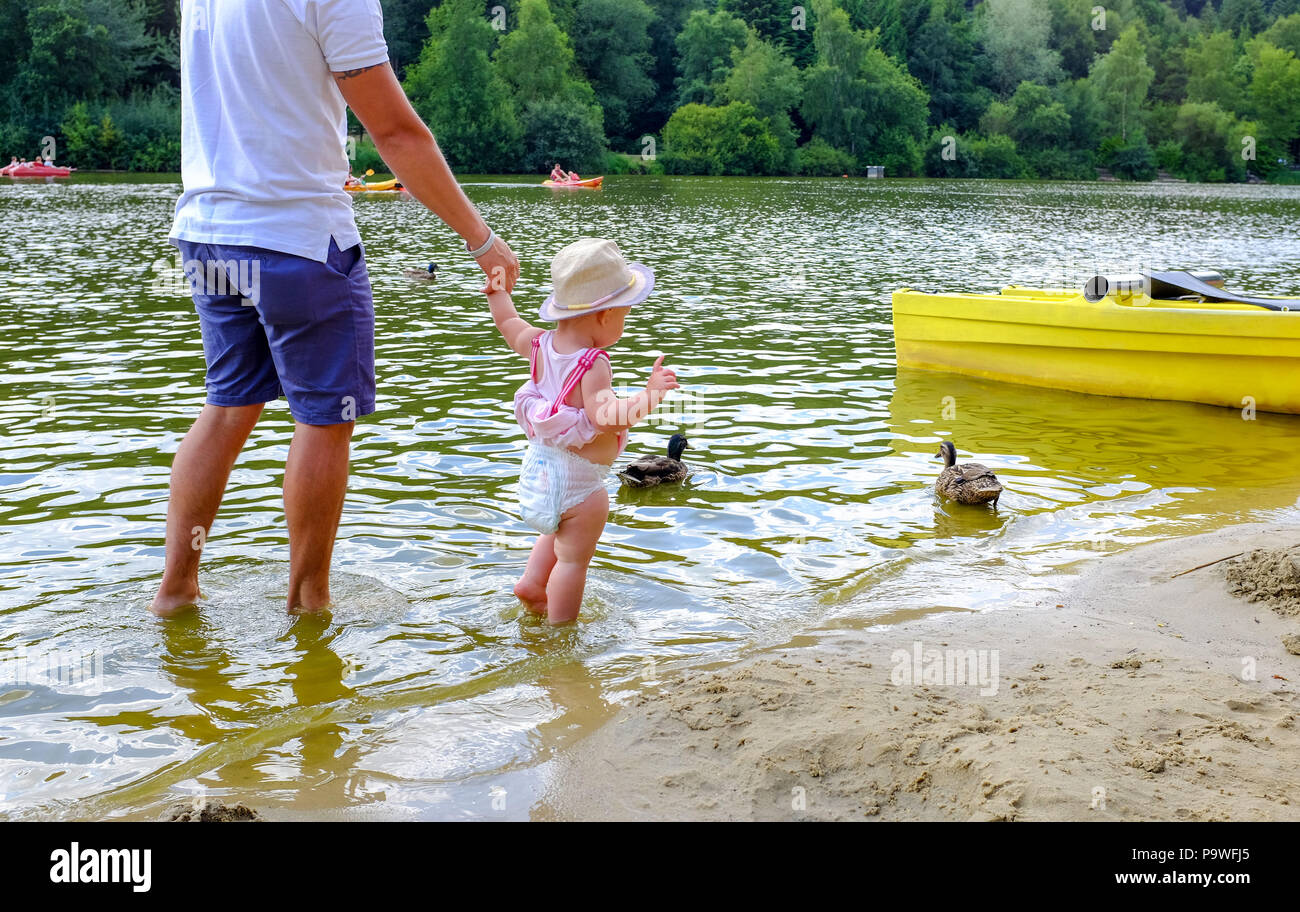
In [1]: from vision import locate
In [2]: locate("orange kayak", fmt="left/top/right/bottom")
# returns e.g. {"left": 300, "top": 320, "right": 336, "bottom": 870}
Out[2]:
{"left": 542, "top": 176, "right": 603, "bottom": 189}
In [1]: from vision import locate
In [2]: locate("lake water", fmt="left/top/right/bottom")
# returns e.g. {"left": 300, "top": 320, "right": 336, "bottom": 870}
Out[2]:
{"left": 1, "top": 174, "right": 1298, "bottom": 820}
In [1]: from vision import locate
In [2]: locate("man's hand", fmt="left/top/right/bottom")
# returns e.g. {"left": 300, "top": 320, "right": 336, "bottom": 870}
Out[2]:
{"left": 477, "top": 237, "right": 519, "bottom": 293}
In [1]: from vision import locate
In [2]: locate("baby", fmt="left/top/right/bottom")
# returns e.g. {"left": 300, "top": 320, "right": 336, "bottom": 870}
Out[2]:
{"left": 486, "top": 238, "right": 678, "bottom": 624}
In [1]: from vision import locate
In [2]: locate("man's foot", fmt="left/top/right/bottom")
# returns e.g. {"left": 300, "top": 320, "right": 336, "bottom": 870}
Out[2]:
{"left": 150, "top": 586, "right": 203, "bottom": 617}
{"left": 513, "top": 578, "right": 547, "bottom": 615}
{"left": 288, "top": 601, "right": 333, "bottom": 617}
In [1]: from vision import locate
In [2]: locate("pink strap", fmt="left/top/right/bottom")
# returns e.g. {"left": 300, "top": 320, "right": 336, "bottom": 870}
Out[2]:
{"left": 529, "top": 334, "right": 542, "bottom": 382}
{"left": 548, "top": 348, "right": 608, "bottom": 417}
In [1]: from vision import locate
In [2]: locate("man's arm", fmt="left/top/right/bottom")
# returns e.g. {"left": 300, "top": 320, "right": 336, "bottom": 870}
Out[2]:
{"left": 333, "top": 62, "right": 519, "bottom": 291}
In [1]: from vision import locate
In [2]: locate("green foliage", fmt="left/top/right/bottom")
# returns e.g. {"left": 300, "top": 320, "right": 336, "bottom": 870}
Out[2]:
{"left": 496, "top": 0, "right": 586, "bottom": 106}
{"left": 0, "top": 0, "right": 1295, "bottom": 182}
{"left": 795, "top": 137, "right": 857, "bottom": 176}
{"left": 571, "top": 0, "right": 656, "bottom": 144}
{"left": 60, "top": 101, "right": 125, "bottom": 168}
{"left": 382, "top": 0, "right": 433, "bottom": 80}
{"left": 907, "top": 0, "right": 990, "bottom": 130}
{"left": 1025, "top": 146, "right": 1095, "bottom": 180}
{"left": 1247, "top": 40, "right": 1300, "bottom": 148}
{"left": 349, "top": 135, "right": 389, "bottom": 176}
{"left": 717, "top": 31, "right": 801, "bottom": 171}
{"left": 1261, "top": 14, "right": 1300, "bottom": 56}
{"left": 674, "top": 8, "right": 749, "bottom": 106}
{"left": 661, "top": 101, "right": 781, "bottom": 174}
{"left": 980, "top": 0, "right": 1064, "bottom": 95}
{"left": 801, "top": 0, "right": 929, "bottom": 167}
{"left": 1155, "top": 138, "right": 1184, "bottom": 172}
{"left": 1090, "top": 26, "right": 1155, "bottom": 140}
{"left": 965, "top": 133, "right": 1030, "bottom": 179}
{"left": 1170, "top": 101, "right": 1254, "bottom": 181}
{"left": 1104, "top": 135, "right": 1158, "bottom": 180}
{"left": 981, "top": 82, "right": 1072, "bottom": 151}
{"left": 404, "top": 0, "right": 521, "bottom": 172}
{"left": 1220, "top": 0, "right": 1268, "bottom": 36}
{"left": 603, "top": 151, "right": 663, "bottom": 174}
{"left": 519, "top": 98, "right": 607, "bottom": 173}
{"left": 16, "top": 0, "right": 160, "bottom": 116}
{"left": 1049, "top": 0, "right": 1102, "bottom": 80}
{"left": 923, "top": 130, "right": 1030, "bottom": 178}
{"left": 1184, "top": 31, "right": 1248, "bottom": 114}
{"left": 720, "top": 0, "right": 815, "bottom": 67}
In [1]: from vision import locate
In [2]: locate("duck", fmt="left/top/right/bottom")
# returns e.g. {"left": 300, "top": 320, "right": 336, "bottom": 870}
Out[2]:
{"left": 934, "top": 441, "right": 1003, "bottom": 507}
{"left": 403, "top": 262, "right": 438, "bottom": 281}
{"left": 617, "top": 433, "right": 690, "bottom": 487}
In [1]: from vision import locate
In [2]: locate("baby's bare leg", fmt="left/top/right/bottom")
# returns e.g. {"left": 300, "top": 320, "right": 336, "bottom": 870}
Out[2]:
{"left": 545, "top": 488, "right": 609, "bottom": 625}
{"left": 515, "top": 534, "right": 556, "bottom": 615}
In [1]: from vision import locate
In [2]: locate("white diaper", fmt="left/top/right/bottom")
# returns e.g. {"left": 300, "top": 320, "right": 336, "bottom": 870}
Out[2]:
{"left": 518, "top": 443, "right": 611, "bottom": 535}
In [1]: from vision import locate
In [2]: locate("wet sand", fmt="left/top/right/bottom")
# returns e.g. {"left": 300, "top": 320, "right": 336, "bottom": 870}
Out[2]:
{"left": 542, "top": 524, "right": 1300, "bottom": 820}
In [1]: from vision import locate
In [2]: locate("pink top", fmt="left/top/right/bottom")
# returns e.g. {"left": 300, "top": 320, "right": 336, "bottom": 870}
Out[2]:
{"left": 513, "top": 331, "right": 628, "bottom": 455}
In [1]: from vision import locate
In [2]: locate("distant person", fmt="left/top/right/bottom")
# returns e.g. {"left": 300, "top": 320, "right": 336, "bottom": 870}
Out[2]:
{"left": 153, "top": 0, "right": 518, "bottom": 617}
{"left": 485, "top": 238, "right": 678, "bottom": 624}
{"left": 550, "top": 163, "right": 569, "bottom": 182}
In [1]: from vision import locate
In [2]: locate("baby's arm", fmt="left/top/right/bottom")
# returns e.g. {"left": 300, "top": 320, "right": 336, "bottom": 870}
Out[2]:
{"left": 581, "top": 355, "right": 679, "bottom": 432}
{"left": 486, "top": 288, "right": 543, "bottom": 358}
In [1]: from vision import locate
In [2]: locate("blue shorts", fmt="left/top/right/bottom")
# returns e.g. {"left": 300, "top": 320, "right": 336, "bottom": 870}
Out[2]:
{"left": 177, "top": 238, "right": 376, "bottom": 425}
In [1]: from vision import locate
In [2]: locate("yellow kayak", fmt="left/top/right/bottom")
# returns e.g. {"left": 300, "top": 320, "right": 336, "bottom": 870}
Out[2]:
{"left": 345, "top": 178, "right": 400, "bottom": 192}
{"left": 892, "top": 272, "right": 1300, "bottom": 415}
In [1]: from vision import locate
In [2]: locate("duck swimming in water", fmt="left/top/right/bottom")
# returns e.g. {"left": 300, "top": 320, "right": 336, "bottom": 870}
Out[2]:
{"left": 617, "top": 433, "right": 690, "bottom": 487}
{"left": 934, "top": 441, "right": 1003, "bottom": 507}
{"left": 403, "top": 263, "right": 438, "bottom": 281}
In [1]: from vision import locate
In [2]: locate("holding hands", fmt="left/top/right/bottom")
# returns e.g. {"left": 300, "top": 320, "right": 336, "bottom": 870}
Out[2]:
{"left": 472, "top": 231, "right": 519, "bottom": 293}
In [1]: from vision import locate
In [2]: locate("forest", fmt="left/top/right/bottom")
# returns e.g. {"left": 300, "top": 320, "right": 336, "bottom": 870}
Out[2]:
{"left": 1, "top": 0, "right": 1298, "bottom": 181}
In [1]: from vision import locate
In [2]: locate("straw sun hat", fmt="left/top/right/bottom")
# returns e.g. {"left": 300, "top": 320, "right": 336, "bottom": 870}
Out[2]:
{"left": 539, "top": 238, "right": 655, "bottom": 322}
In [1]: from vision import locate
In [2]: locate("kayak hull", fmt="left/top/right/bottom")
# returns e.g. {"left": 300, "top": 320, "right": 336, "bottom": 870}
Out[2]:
{"left": 892, "top": 286, "right": 1300, "bottom": 415}
{"left": 542, "top": 176, "right": 603, "bottom": 188}
{"left": 345, "top": 178, "right": 399, "bottom": 192}
{"left": 3, "top": 165, "right": 73, "bottom": 177}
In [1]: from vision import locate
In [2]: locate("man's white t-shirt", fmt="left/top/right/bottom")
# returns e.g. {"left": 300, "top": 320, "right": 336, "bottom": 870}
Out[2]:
{"left": 170, "top": 0, "right": 389, "bottom": 262}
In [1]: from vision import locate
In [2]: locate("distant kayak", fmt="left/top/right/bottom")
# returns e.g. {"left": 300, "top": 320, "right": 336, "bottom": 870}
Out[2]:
{"left": 3, "top": 163, "right": 74, "bottom": 178}
{"left": 542, "top": 176, "right": 603, "bottom": 189}
{"left": 345, "top": 178, "right": 400, "bottom": 192}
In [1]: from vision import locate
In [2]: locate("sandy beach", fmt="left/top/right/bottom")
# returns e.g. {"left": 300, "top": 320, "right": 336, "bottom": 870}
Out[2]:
{"left": 542, "top": 524, "right": 1300, "bottom": 821}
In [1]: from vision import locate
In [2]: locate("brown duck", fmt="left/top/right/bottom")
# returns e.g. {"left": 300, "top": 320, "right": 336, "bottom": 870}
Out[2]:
{"left": 617, "top": 434, "right": 690, "bottom": 487}
{"left": 935, "top": 441, "right": 1003, "bottom": 507}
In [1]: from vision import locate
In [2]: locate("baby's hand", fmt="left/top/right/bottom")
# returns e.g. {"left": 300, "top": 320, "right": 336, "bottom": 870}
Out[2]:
{"left": 646, "top": 355, "right": 679, "bottom": 395}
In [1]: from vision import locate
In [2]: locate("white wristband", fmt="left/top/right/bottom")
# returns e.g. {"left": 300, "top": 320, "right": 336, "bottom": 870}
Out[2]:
{"left": 467, "top": 228, "right": 496, "bottom": 259}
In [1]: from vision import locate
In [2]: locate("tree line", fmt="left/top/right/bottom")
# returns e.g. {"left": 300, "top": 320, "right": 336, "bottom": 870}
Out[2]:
{"left": 2, "top": 0, "right": 1298, "bottom": 182}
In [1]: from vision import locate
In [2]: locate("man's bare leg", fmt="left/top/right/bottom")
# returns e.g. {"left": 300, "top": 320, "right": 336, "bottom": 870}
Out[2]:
{"left": 151, "top": 403, "right": 264, "bottom": 617}
{"left": 284, "top": 420, "right": 354, "bottom": 614}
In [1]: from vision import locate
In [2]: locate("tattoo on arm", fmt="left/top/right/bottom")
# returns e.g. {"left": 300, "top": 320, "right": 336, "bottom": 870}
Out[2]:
{"left": 332, "top": 63, "right": 385, "bottom": 81}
